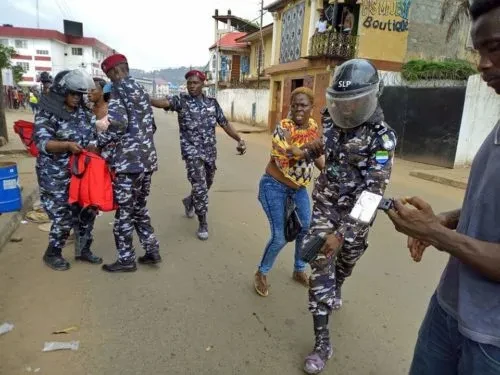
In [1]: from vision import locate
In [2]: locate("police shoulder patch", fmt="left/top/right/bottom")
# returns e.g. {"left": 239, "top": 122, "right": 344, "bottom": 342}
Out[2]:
{"left": 374, "top": 122, "right": 396, "bottom": 151}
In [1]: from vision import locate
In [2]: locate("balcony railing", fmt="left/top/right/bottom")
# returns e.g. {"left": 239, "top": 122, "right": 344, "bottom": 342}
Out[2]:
{"left": 308, "top": 31, "right": 358, "bottom": 60}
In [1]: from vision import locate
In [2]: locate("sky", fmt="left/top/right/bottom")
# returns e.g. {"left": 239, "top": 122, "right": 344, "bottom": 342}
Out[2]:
{"left": 0, "top": 0, "right": 273, "bottom": 71}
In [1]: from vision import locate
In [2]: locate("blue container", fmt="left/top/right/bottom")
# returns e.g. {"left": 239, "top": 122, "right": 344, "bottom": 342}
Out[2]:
{"left": 0, "top": 162, "right": 22, "bottom": 213}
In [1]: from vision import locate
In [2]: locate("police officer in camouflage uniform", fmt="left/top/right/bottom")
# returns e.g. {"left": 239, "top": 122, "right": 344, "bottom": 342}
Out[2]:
{"left": 152, "top": 70, "right": 246, "bottom": 240}
{"left": 97, "top": 54, "right": 161, "bottom": 273}
{"left": 303, "top": 59, "right": 397, "bottom": 374}
{"left": 34, "top": 69, "right": 102, "bottom": 271}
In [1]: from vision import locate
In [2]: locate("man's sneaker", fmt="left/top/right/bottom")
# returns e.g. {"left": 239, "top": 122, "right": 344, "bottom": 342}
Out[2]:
{"left": 102, "top": 259, "right": 137, "bottom": 273}
{"left": 138, "top": 252, "right": 162, "bottom": 265}
{"left": 333, "top": 286, "right": 342, "bottom": 310}
{"left": 182, "top": 197, "right": 195, "bottom": 218}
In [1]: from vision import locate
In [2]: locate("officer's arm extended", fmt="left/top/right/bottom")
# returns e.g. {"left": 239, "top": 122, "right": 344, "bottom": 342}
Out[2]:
{"left": 213, "top": 100, "right": 245, "bottom": 151}
{"left": 34, "top": 111, "right": 82, "bottom": 154}
{"left": 96, "top": 96, "right": 128, "bottom": 148}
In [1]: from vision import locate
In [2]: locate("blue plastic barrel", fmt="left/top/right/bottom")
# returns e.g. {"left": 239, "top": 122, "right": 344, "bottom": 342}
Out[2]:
{"left": 0, "top": 162, "right": 22, "bottom": 213}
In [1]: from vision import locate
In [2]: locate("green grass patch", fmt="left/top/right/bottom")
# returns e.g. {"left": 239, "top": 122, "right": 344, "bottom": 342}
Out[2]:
{"left": 402, "top": 59, "right": 477, "bottom": 81}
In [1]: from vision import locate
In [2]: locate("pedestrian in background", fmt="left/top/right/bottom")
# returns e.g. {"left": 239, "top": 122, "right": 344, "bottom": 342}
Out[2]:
{"left": 29, "top": 90, "right": 39, "bottom": 114}
{"left": 34, "top": 69, "right": 102, "bottom": 271}
{"left": 97, "top": 54, "right": 161, "bottom": 273}
{"left": 254, "top": 87, "right": 324, "bottom": 297}
{"left": 151, "top": 70, "right": 246, "bottom": 241}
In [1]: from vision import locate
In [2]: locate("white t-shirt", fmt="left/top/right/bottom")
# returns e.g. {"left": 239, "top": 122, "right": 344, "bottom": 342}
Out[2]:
{"left": 316, "top": 20, "right": 328, "bottom": 33}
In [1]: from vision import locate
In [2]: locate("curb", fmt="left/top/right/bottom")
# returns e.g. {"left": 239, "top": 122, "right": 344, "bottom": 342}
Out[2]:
{"left": 0, "top": 149, "right": 30, "bottom": 156}
{"left": 409, "top": 171, "right": 467, "bottom": 190}
{"left": 0, "top": 186, "right": 39, "bottom": 252}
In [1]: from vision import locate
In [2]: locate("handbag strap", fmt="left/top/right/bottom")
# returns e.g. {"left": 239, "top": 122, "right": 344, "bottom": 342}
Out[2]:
{"left": 71, "top": 152, "right": 91, "bottom": 178}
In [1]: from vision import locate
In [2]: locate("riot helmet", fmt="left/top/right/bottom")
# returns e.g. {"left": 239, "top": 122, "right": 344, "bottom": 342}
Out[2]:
{"left": 59, "top": 69, "right": 96, "bottom": 94}
{"left": 326, "top": 59, "right": 381, "bottom": 129}
{"left": 39, "top": 71, "right": 53, "bottom": 83}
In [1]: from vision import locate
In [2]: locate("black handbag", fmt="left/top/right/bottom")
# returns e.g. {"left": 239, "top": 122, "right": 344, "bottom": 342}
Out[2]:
{"left": 300, "top": 235, "right": 326, "bottom": 263}
{"left": 284, "top": 195, "right": 302, "bottom": 242}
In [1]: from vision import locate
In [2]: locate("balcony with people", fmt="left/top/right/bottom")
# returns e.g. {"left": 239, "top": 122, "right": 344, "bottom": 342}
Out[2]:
{"left": 308, "top": 0, "right": 359, "bottom": 60}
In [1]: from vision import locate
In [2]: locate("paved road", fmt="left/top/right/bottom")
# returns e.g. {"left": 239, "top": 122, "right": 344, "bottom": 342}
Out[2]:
{"left": 0, "top": 111, "right": 465, "bottom": 375}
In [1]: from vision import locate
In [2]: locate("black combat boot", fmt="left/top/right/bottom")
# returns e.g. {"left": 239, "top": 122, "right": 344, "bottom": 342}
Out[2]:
{"left": 197, "top": 214, "right": 209, "bottom": 241}
{"left": 102, "top": 259, "right": 137, "bottom": 273}
{"left": 43, "top": 246, "right": 71, "bottom": 271}
{"left": 75, "top": 237, "right": 103, "bottom": 265}
{"left": 138, "top": 251, "right": 162, "bottom": 265}
{"left": 182, "top": 196, "right": 195, "bottom": 218}
{"left": 303, "top": 315, "right": 333, "bottom": 374}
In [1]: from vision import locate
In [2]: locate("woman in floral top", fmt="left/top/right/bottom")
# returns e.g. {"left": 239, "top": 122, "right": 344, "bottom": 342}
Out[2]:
{"left": 254, "top": 87, "right": 324, "bottom": 297}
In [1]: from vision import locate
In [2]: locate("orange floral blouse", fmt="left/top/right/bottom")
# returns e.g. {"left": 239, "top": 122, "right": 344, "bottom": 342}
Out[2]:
{"left": 270, "top": 118, "right": 320, "bottom": 187}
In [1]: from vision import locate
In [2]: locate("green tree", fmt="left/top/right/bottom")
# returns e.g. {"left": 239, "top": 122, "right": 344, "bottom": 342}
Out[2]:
{"left": 440, "top": 0, "right": 471, "bottom": 42}
{"left": 0, "top": 44, "right": 19, "bottom": 141}
{"left": 12, "top": 65, "right": 25, "bottom": 84}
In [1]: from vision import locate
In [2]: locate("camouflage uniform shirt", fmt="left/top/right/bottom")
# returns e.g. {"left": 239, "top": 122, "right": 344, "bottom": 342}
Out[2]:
{"left": 313, "top": 106, "right": 397, "bottom": 240}
{"left": 166, "top": 94, "right": 228, "bottom": 162}
{"left": 34, "top": 107, "right": 96, "bottom": 192}
{"left": 97, "top": 76, "right": 158, "bottom": 174}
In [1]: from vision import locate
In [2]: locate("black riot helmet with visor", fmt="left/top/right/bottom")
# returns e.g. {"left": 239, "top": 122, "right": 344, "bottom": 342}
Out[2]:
{"left": 326, "top": 59, "right": 382, "bottom": 129}
{"left": 59, "top": 69, "right": 95, "bottom": 95}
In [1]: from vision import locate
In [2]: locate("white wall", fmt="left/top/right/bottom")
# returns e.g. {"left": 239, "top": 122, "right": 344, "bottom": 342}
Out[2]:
{"left": 217, "top": 88, "right": 269, "bottom": 126}
{"left": 454, "top": 74, "right": 500, "bottom": 167}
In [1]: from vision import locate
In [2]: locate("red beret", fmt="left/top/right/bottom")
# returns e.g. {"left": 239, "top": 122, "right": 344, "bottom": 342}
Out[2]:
{"left": 101, "top": 54, "right": 128, "bottom": 74}
{"left": 185, "top": 70, "right": 206, "bottom": 81}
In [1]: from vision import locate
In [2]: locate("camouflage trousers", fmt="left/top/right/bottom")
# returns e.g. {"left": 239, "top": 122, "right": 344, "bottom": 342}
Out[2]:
{"left": 40, "top": 190, "right": 96, "bottom": 254}
{"left": 185, "top": 158, "right": 216, "bottom": 216}
{"left": 113, "top": 172, "right": 159, "bottom": 261}
{"left": 304, "top": 191, "right": 369, "bottom": 317}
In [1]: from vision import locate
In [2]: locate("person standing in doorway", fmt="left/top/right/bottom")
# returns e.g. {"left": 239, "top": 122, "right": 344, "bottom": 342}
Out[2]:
{"left": 151, "top": 70, "right": 247, "bottom": 241}
{"left": 97, "top": 54, "right": 161, "bottom": 273}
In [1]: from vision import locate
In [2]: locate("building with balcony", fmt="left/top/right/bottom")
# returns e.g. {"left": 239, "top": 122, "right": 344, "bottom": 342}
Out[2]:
{"left": 0, "top": 24, "right": 115, "bottom": 87}
{"left": 263, "top": 0, "right": 475, "bottom": 129}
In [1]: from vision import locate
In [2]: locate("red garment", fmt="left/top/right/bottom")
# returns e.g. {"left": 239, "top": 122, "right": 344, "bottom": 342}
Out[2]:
{"left": 69, "top": 151, "right": 116, "bottom": 212}
{"left": 13, "top": 120, "right": 39, "bottom": 157}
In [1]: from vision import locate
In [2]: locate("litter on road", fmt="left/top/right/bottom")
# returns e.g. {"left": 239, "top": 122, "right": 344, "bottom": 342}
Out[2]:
{"left": 0, "top": 322, "right": 14, "bottom": 336}
{"left": 42, "top": 341, "right": 80, "bottom": 352}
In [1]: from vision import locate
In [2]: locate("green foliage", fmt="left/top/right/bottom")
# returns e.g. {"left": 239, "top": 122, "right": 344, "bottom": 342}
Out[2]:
{"left": 12, "top": 65, "right": 25, "bottom": 84}
{"left": 0, "top": 45, "right": 16, "bottom": 69}
{"left": 401, "top": 59, "right": 477, "bottom": 81}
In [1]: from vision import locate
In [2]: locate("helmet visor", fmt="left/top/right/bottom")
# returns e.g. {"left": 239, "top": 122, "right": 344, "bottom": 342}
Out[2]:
{"left": 60, "top": 69, "right": 95, "bottom": 94}
{"left": 326, "top": 87, "right": 378, "bottom": 129}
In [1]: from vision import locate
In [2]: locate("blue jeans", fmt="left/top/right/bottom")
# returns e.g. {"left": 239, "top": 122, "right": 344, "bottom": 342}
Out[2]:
{"left": 410, "top": 293, "right": 500, "bottom": 375}
{"left": 258, "top": 174, "right": 310, "bottom": 275}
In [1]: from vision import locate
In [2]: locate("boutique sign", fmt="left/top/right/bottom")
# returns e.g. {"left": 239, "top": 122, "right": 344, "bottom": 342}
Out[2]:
{"left": 357, "top": 0, "right": 413, "bottom": 63}
{"left": 361, "top": 0, "right": 412, "bottom": 32}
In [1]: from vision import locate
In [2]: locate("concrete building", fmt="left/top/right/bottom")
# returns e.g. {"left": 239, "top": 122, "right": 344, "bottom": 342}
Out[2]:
{"left": 263, "top": 0, "right": 475, "bottom": 129}
{"left": 0, "top": 25, "right": 115, "bottom": 86}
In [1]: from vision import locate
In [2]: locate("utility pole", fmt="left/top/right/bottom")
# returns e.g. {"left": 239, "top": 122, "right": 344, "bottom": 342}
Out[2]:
{"left": 36, "top": 0, "right": 40, "bottom": 28}
{"left": 257, "top": 0, "right": 264, "bottom": 89}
